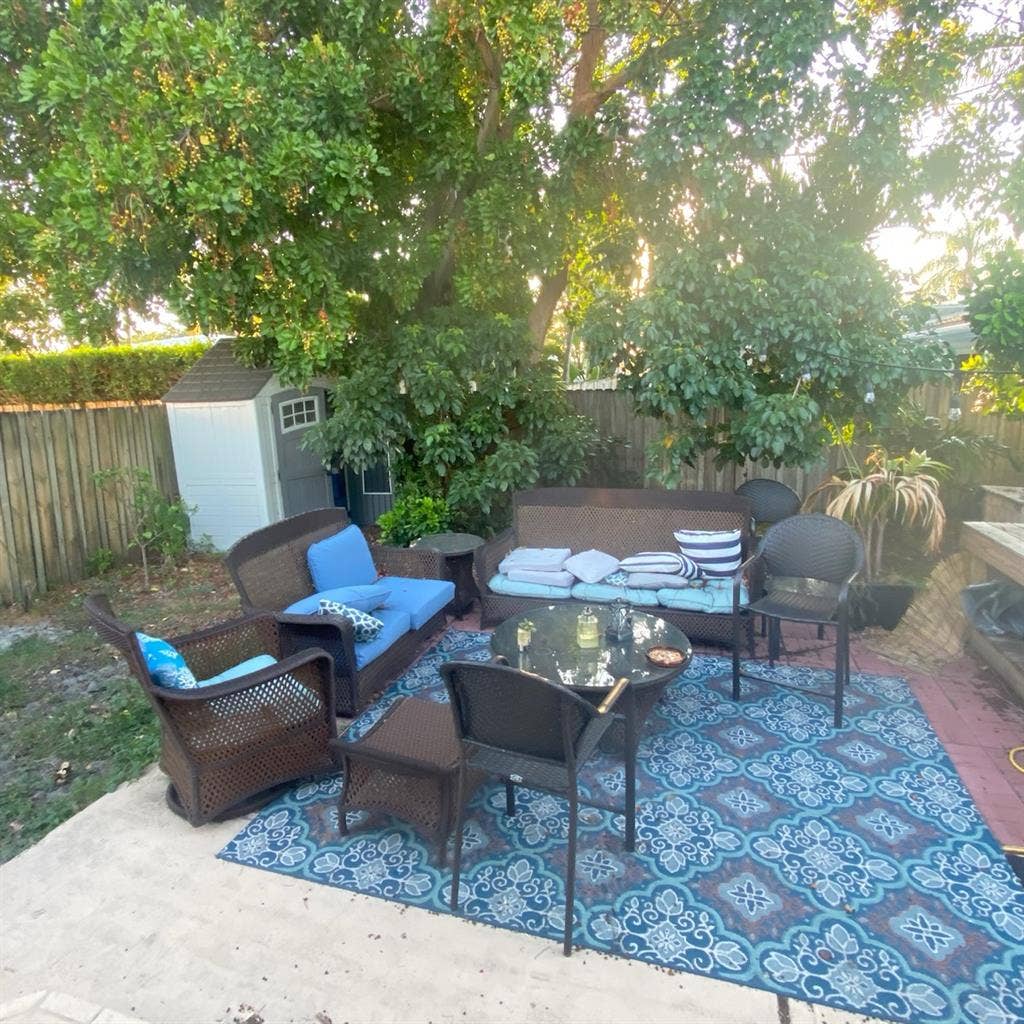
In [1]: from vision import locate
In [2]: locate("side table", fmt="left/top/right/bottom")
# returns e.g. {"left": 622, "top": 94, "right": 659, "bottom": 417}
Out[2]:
{"left": 411, "top": 532, "right": 485, "bottom": 616}
{"left": 330, "top": 696, "right": 478, "bottom": 864}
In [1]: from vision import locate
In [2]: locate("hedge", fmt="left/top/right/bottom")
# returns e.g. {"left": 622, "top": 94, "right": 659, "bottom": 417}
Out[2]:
{"left": 0, "top": 342, "right": 210, "bottom": 405}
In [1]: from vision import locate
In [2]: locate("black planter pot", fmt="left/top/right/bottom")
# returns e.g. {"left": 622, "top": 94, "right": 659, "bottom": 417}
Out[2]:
{"left": 851, "top": 583, "right": 916, "bottom": 631}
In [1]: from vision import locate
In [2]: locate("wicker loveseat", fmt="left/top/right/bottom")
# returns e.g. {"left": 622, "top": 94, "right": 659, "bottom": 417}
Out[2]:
{"left": 225, "top": 507, "right": 453, "bottom": 716}
{"left": 474, "top": 487, "right": 757, "bottom": 648}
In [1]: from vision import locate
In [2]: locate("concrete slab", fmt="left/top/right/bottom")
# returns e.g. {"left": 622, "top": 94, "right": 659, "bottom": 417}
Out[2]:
{"left": 1, "top": 769, "right": 892, "bottom": 1024}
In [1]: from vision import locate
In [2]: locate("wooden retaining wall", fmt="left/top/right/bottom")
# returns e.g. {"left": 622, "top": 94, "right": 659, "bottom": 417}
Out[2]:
{"left": 0, "top": 403, "right": 178, "bottom": 606}
{"left": 567, "top": 382, "right": 1023, "bottom": 493}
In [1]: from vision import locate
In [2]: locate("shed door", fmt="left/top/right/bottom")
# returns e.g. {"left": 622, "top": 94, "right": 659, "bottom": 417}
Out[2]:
{"left": 272, "top": 389, "right": 332, "bottom": 517}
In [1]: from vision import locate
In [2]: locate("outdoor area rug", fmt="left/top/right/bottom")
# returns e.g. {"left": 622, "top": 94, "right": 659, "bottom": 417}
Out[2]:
{"left": 220, "top": 629, "right": 1024, "bottom": 1024}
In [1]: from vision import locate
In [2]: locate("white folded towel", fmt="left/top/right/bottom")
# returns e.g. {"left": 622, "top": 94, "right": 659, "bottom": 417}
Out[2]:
{"left": 499, "top": 547, "right": 571, "bottom": 574}
{"left": 507, "top": 568, "right": 576, "bottom": 588}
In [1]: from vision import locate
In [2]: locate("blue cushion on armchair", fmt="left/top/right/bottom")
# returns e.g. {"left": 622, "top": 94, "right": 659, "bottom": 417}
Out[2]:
{"left": 200, "top": 654, "right": 278, "bottom": 686}
{"left": 376, "top": 576, "right": 455, "bottom": 630}
{"left": 136, "top": 632, "right": 198, "bottom": 689}
{"left": 307, "top": 525, "right": 378, "bottom": 591}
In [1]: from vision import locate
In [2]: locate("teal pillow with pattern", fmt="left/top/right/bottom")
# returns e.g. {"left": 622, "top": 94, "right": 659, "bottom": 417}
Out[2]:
{"left": 317, "top": 599, "right": 384, "bottom": 643}
{"left": 135, "top": 632, "right": 198, "bottom": 689}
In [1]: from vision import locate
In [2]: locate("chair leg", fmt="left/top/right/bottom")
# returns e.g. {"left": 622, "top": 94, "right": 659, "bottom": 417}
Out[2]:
{"left": 760, "top": 614, "right": 767, "bottom": 638}
{"left": 768, "top": 618, "right": 781, "bottom": 665}
{"left": 834, "top": 624, "right": 846, "bottom": 728}
{"left": 449, "top": 765, "right": 467, "bottom": 912}
{"left": 817, "top": 623, "right": 825, "bottom": 640}
{"left": 564, "top": 788, "right": 578, "bottom": 957}
{"left": 732, "top": 609, "right": 742, "bottom": 702}
{"left": 505, "top": 779, "right": 516, "bottom": 817}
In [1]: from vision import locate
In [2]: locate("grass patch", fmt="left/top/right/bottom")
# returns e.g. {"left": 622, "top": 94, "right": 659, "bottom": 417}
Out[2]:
{"left": 0, "top": 555, "right": 240, "bottom": 862}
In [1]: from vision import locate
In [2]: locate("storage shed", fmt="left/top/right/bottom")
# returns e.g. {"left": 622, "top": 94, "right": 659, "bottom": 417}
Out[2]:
{"left": 164, "top": 340, "right": 393, "bottom": 550}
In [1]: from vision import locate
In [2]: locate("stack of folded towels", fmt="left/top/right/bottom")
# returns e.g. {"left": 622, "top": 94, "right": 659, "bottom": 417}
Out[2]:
{"left": 498, "top": 547, "right": 574, "bottom": 588}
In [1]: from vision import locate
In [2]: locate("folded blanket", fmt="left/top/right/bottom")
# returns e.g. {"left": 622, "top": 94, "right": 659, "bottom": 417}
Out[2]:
{"left": 507, "top": 568, "right": 576, "bottom": 588}
{"left": 499, "top": 547, "right": 571, "bottom": 573}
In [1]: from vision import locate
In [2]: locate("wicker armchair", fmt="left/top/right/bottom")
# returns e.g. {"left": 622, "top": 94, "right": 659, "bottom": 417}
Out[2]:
{"left": 225, "top": 507, "right": 450, "bottom": 716}
{"left": 440, "top": 659, "right": 630, "bottom": 957}
{"left": 735, "top": 478, "right": 802, "bottom": 528}
{"left": 729, "top": 514, "right": 864, "bottom": 727}
{"left": 85, "top": 594, "right": 336, "bottom": 825}
{"left": 735, "top": 479, "right": 803, "bottom": 638}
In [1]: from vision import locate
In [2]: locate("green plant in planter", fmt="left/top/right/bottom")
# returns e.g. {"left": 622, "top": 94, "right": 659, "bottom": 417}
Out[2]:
{"left": 377, "top": 495, "right": 452, "bottom": 548}
{"left": 804, "top": 447, "right": 947, "bottom": 582}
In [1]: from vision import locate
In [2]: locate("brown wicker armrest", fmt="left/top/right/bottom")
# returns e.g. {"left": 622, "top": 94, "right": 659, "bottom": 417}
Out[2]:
{"left": 158, "top": 649, "right": 337, "bottom": 759}
{"left": 370, "top": 542, "right": 447, "bottom": 580}
{"left": 473, "top": 528, "right": 516, "bottom": 590}
{"left": 732, "top": 553, "right": 763, "bottom": 610}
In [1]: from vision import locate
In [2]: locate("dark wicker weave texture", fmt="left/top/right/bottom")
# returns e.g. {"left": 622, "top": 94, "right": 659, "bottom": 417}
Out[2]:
{"left": 224, "top": 507, "right": 452, "bottom": 715}
{"left": 735, "top": 478, "right": 802, "bottom": 526}
{"left": 440, "top": 660, "right": 628, "bottom": 956}
{"left": 330, "top": 696, "right": 481, "bottom": 862}
{"left": 85, "top": 594, "right": 337, "bottom": 825}
{"left": 730, "top": 513, "right": 865, "bottom": 727}
{"left": 473, "top": 488, "right": 756, "bottom": 649}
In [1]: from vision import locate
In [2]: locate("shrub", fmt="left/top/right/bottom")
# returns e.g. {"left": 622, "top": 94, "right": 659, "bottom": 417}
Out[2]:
{"left": 0, "top": 342, "right": 208, "bottom": 405}
{"left": 92, "top": 468, "right": 195, "bottom": 585}
{"left": 377, "top": 495, "right": 452, "bottom": 548}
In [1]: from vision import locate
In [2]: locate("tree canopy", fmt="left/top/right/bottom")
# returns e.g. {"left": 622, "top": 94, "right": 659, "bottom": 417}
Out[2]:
{"left": 2, "top": 1, "right": 1021, "bottom": 500}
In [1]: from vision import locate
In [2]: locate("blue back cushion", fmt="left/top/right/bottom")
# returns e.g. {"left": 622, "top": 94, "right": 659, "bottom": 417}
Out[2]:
{"left": 284, "top": 584, "right": 391, "bottom": 616}
{"left": 136, "top": 632, "right": 198, "bottom": 689}
{"left": 307, "top": 524, "right": 378, "bottom": 591}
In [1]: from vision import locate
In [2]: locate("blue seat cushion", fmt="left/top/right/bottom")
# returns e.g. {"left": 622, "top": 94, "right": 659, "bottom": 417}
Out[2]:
{"left": 656, "top": 579, "right": 749, "bottom": 613}
{"left": 377, "top": 576, "right": 455, "bottom": 630}
{"left": 136, "top": 632, "right": 198, "bottom": 689}
{"left": 307, "top": 525, "right": 378, "bottom": 591}
{"left": 200, "top": 654, "right": 278, "bottom": 686}
{"left": 570, "top": 581, "right": 661, "bottom": 607}
{"left": 488, "top": 573, "right": 573, "bottom": 600}
{"left": 284, "top": 584, "right": 391, "bottom": 615}
{"left": 354, "top": 608, "right": 413, "bottom": 669}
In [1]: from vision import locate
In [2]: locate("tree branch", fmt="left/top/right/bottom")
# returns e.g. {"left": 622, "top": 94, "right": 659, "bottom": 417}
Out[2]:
{"left": 474, "top": 27, "right": 503, "bottom": 153}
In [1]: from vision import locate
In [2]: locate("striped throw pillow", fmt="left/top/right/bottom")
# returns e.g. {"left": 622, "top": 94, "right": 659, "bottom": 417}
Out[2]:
{"left": 673, "top": 529, "right": 742, "bottom": 577}
{"left": 619, "top": 551, "right": 700, "bottom": 578}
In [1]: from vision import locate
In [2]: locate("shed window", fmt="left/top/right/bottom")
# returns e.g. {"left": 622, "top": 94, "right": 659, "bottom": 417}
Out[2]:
{"left": 279, "top": 396, "right": 319, "bottom": 433}
{"left": 362, "top": 458, "right": 393, "bottom": 495}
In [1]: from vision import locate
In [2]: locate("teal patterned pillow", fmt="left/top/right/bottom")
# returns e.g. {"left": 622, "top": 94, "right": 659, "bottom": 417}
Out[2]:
{"left": 136, "top": 632, "right": 198, "bottom": 689}
{"left": 317, "top": 599, "right": 384, "bottom": 643}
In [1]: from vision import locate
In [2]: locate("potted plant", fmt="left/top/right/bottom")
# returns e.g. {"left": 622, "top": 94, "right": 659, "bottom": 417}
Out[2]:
{"left": 804, "top": 447, "right": 947, "bottom": 629}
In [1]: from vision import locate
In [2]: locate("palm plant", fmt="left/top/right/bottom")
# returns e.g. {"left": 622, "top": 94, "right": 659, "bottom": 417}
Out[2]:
{"left": 805, "top": 447, "right": 948, "bottom": 581}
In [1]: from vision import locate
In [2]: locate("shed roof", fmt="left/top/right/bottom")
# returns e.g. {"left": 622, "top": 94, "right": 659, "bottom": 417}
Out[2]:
{"left": 163, "top": 339, "right": 274, "bottom": 403}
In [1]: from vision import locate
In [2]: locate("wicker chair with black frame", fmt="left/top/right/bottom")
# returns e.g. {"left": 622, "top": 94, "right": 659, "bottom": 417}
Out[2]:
{"left": 735, "top": 478, "right": 804, "bottom": 638}
{"left": 440, "top": 659, "right": 630, "bottom": 957}
{"left": 85, "top": 594, "right": 337, "bottom": 825}
{"left": 729, "top": 514, "right": 865, "bottom": 728}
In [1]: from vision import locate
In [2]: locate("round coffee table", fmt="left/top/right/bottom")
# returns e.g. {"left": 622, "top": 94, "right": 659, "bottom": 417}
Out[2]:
{"left": 491, "top": 603, "right": 692, "bottom": 850}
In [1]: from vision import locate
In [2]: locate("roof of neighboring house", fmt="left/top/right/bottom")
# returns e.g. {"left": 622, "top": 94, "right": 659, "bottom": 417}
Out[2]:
{"left": 906, "top": 302, "right": 976, "bottom": 356}
{"left": 163, "top": 339, "right": 274, "bottom": 403}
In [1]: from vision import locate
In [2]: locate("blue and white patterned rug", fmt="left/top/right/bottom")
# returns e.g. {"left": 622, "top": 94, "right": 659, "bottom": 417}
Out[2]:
{"left": 219, "top": 630, "right": 1024, "bottom": 1024}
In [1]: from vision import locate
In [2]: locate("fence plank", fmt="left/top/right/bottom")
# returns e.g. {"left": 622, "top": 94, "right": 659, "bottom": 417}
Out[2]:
{"left": 567, "top": 383, "right": 1023, "bottom": 496}
{"left": 0, "top": 403, "right": 177, "bottom": 605}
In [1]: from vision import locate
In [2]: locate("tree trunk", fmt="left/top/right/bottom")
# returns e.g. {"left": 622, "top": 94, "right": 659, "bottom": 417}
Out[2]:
{"left": 527, "top": 266, "right": 569, "bottom": 352}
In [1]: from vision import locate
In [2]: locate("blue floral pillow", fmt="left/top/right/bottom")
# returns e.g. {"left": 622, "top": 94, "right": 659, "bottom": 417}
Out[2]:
{"left": 603, "top": 570, "right": 629, "bottom": 586}
{"left": 135, "top": 632, "right": 198, "bottom": 689}
{"left": 317, "top": 599, "right": 384, "bottom": 643}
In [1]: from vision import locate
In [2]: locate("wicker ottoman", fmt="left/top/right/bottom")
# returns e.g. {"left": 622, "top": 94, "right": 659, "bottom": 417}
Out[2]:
{"left": 330, "top": 696, "right": 474, "bottom": 863}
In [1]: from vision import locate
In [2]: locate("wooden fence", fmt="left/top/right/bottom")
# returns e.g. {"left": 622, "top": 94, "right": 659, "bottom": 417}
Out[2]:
{"left": 0, "top": 403, "right": 178, "bottom": 606}
{"left": 567, "top": 382, "right": 1024, "bottom": 493}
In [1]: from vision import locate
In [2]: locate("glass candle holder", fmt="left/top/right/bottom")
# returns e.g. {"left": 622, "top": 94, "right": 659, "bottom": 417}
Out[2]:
{"left": 576, "top": 606, "right": 599, "bottom": 648}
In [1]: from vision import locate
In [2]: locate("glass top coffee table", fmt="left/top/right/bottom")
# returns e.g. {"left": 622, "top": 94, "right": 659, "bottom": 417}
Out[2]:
{"left": 491, "top": 604, "right": 692, "bottom": 850}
